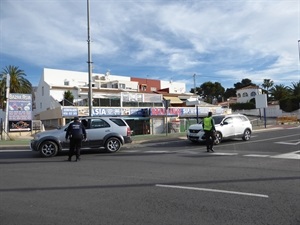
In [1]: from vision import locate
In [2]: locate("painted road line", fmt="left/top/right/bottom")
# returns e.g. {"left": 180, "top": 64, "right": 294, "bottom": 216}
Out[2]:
{"left": 0, "top": 150, "right": 31, "bottom": 152}
{"left": 211, "top": 153, "right": 238, "bottom": 156}
{"left": 275, "top": 140, "right": 300, "bottom": 145}
{"left": 156, "top": 184, "right": 269, "bottom": 198}
{"left": 145, "top": 151, "right": 170, "bottom": 153}
{"left": 271, "top": 151, "right": 300, "bottom": 160}
{"left": 244, "top": 154, "right": 270, "bottom": 158}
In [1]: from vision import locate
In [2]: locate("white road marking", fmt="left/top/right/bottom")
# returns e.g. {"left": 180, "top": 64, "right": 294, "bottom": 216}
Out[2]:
{"left": 145, "top": 151, "right": 170, "bottom": 153}
{"left": 275, "top": 140, "right": 300, "bottom": 145}
{"left": 0, "top": 150, "right": 30, "bottom": 152}
{"left": 156, "top": 184, "right": 269, "bottom": 198}
{"left": 244, "top": 154, "right": 270, "bottom": 157}
{"left": 271, "top": 151, "right": 300, "bottom": 160}
{"left": 210, "top": 153, "right": 238, "bottom": 156}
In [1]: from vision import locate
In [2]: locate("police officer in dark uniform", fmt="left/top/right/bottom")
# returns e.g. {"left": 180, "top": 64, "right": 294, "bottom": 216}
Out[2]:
{"left": 65, "top": 117, "right": 87, "bottom": 161}
{"left": 202, "top": 112, "right": 216, "bottom": 152}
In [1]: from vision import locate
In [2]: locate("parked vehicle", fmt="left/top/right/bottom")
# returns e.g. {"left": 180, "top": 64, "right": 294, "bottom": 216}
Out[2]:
{"left": 187, "top": 114, "right": 252, "bottom": 145}
{"left": 31, "top": 117, "right": 132, "bottom": 157}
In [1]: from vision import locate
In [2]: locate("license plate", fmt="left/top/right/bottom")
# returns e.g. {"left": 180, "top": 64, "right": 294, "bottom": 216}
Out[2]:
{"left": 189, "top": 133, "right": 198, "bottom": 137}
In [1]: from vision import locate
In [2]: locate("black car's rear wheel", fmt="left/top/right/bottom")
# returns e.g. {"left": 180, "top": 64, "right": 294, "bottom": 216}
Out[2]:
{"left": 39, "top": 141, "right": 59, "bottom": 157}
{"left": 105, "top": 137, "right": 121, "bottom": 153}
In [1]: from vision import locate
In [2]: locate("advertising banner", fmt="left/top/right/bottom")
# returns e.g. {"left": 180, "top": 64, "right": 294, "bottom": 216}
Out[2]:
{"left": 8, "top": 93, "right": 32, "bottom": 132}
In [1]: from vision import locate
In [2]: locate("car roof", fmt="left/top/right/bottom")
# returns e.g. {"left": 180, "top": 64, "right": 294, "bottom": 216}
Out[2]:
{"left": 212, "top": 114, "right": 246, "bottom": 117}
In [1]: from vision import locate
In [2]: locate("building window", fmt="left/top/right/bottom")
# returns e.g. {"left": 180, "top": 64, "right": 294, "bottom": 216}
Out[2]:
{"left": 250, "top": 91, "right": 256, "bottom": 96}
{"left": 150, "top": 87, "right": 157, "bottom": 91}
{"left": 237, "top": 93, "right": 241, "bottom": 98}
{"left": 42, "top": 86, "right": 44, "bottom": 96}
{"left": 40, "top": 102, "right": 42, "bottom": 109}
{"left": 140, "top": 84, "right": 147, "bottom": 91}
{"left": 119, "top": 83, "right": 125, "bottom": 89}
{"left": 64, "top": 80, "right": 69, "bottom": 86}
{"left": 242, "top": 92, "right": 248, "bottom": 97}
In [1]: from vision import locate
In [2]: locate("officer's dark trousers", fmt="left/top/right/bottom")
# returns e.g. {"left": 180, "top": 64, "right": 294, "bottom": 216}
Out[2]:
{"left": 204, "top": 130, "right": 214, "bottom": 150}
{"left": 68, "top": 138, "right": 83, "bottom": 158}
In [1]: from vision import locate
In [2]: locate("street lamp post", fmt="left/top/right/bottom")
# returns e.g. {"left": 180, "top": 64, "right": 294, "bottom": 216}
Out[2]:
{"left": 298, "top": 40, "right": 300, "bottom": 63}
{"left": 87, "top": 0, "right": 93, "bottom": 117}
{"left": 4, "top": 73, "right": 10, "bottom": 140}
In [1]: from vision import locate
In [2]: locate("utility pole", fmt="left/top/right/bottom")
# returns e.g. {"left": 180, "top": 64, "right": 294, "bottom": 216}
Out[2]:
{"left": 298, "top": 40, "right": 300, "bottom": 63}
{"left": 193, "top": 73, "right": 196, "bottom": 94}
{"left": 4, "top": 73, "right": 10, "bottom": 140}
{"left": 87, "top": 0, "right": 93, "bottom": 117}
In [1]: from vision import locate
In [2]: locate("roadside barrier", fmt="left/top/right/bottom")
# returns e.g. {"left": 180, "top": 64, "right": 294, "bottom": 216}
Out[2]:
{"left": 276, "top": 115, "right": 299, "bottom": 125}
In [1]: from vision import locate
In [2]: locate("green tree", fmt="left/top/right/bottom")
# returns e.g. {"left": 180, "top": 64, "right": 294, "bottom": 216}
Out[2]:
{"left": 223, "top": 88, "right": 236, "bottom": 99}
{"left": 200, "top": 81, "right": 225, "bottom": 104}
{"left": 233, "top": 78, "right": 255, "bottom": 90}
{"left": 61, "top": 90, "right": 74, "bottom": 106}
{"left": 289, "top": 81, "right": 300, "bottom": 96}
{"left": 0, "top": 65, "right": 32, "bottom": 109}
{"left": 269, "top": 84, "right": 291, "bottom": 101}
{"left": 261, "top": 79, "right": 274, "bottom": 101}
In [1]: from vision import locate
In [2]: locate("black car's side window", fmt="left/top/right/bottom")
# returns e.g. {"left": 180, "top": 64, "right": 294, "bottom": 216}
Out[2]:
{"left": 91, "top": 119, "right": 110, "bottom": 129}
{"left": 81, "top": 119, "right": 89, "bottom": 128}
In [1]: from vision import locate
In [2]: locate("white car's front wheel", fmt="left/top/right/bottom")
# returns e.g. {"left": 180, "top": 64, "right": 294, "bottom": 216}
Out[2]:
{"left": 214, "top": 132, "right": 222, "bottom": 145}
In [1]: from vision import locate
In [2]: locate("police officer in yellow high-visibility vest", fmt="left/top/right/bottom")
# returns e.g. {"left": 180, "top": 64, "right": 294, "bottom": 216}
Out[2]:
{"left": 202, "top": 112, "right": 216, "bottom": 152}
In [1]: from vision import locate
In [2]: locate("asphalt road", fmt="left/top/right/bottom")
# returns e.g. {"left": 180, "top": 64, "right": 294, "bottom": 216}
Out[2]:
{"left": 0, "top": 128, "right": 299, "bottom": 225}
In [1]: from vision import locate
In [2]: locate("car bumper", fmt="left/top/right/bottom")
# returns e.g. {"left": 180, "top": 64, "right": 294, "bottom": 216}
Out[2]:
{"left": 124, "top": 136, "right": 132, "bottom": 144}
{"left": 187, "top": 133, "right": 205, "bottom": 142}
{"left": 30, "top": 139, "right": 39, "bottom": 151}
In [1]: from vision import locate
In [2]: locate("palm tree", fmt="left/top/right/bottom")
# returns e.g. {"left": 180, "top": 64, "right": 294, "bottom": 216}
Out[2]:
{"left": 289, "top": 81, "right": 300, "bottom": 96}
{"left": 62, "top": 90, "right": 74, "bottom": 106}
{"left": 261, "top": 79, "right": 274, "bottom": 101}
{"left": 0, "top": 65, "right": 32, "bottom": 109}
{"left": 269, "top": 84, "right": 291, "bottom": 101}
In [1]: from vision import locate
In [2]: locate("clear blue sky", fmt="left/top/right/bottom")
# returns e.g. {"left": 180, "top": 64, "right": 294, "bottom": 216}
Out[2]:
{"left": 1, "top": 0, "right": 299, "bottom": 92}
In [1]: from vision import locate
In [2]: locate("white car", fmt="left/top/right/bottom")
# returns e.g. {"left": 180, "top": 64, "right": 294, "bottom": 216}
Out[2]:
{"left": 187, "top": 114, "right": 252, "bottom": 145}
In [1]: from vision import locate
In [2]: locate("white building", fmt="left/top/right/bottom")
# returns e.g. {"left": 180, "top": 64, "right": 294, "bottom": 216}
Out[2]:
{"left": 236, "top": 85, "right": 262, "bottom": 103}
{"left": 33, "top": 68, "right": 189, "bottom": 122}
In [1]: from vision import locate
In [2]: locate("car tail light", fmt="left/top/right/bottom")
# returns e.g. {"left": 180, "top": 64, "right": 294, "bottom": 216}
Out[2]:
{"left": 127, "top": 127, "right": 131, "bottom": 136}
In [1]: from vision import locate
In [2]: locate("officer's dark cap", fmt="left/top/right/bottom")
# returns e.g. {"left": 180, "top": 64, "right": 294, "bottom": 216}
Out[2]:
{"left": 74, "top": 116, "right": 79, "bottom": 121}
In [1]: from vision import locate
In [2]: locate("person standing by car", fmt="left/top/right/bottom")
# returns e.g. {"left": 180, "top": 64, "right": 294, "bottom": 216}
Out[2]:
{"left": 65, "top": 117, "right": 87, "bottom": 161}
{"left": 202, "top": 112, "right": 216, "bottom": 152}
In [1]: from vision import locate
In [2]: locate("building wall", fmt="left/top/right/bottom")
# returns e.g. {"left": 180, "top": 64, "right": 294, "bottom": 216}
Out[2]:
{"left": 160, "top": 80, "right": 186, "bottom": 93}
{"left": 131, "top": 77, "right": 161, "bottom": 92}
{"left": 236, "top": 87, "right": 262, "bottom": 103}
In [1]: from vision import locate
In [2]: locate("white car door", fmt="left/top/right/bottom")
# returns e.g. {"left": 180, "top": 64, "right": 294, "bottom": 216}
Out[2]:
{"left": 233, "top": 116, "right": 245, "bottom": 135}
{"left": 220, "top": 117, "right": 235, "bottom": 138}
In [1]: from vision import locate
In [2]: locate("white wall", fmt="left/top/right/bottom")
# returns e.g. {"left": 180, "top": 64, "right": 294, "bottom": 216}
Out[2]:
{"left": 237, "top": 88, "right": 262, "bottom": 103}
{"left": 160, "top": 80, "right": 186, "bottom": 93}
{"left": 235, "top": 105, "right": 300, "bottom": 119}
